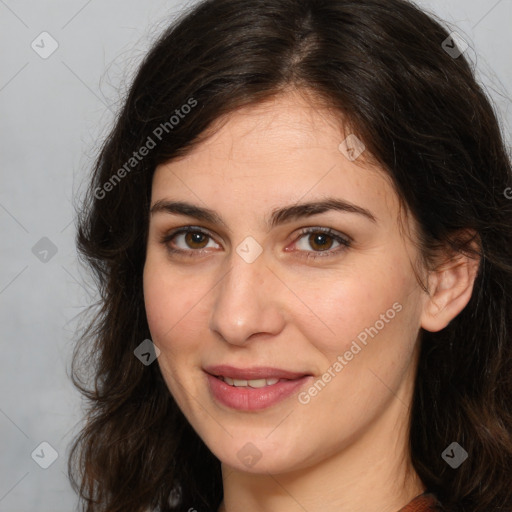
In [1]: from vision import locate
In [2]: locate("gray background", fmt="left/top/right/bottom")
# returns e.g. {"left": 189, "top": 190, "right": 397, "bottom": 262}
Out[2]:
{"left": 0, "top": 1, "right": 510, "bottom": 511}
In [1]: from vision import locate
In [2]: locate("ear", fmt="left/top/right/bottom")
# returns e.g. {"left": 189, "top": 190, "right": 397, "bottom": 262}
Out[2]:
{"left": 420, "top": 234, "right": 481, "bottom": 333}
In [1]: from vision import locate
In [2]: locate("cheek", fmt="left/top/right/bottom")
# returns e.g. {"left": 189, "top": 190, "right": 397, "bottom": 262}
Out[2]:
{"left": 143, "top": 260, "right": 197, "bottom": 349}
{"left": 143, "top": 263, "right": 206, "bottom": 401}
{"left": 291, "top": 268, "right": 420, "bottom": 426}
{"left": 143, "top": 255, "right": 221, "bottom": 370}
{"left": 291, "top": 256, "right": 420, "bottom": 363}
{"left": 143, "top": 271, "right": 171, "bottom": 342}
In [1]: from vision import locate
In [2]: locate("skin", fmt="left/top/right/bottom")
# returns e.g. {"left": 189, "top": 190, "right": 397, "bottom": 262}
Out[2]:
{"left": 143, "top": 88, "right": 479, "bottom": 512}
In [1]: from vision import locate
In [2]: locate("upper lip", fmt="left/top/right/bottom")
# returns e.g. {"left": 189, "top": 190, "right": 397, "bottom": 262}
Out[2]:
{"left": 204, "top": 365, "right": 311, "bottom": 380}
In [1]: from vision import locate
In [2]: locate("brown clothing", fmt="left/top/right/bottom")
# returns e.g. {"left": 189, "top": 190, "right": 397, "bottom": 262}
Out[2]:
{"left": 398, "top": 492, "right": 444, "bottom": 512}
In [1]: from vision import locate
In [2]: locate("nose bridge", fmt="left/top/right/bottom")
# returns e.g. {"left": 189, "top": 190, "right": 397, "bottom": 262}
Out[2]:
{"left": 209, "top": 248, "right": 282, "bottom": 344}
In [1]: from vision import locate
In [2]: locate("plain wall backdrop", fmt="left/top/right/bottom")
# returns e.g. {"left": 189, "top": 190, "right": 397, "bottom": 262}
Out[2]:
{"left": 0, "top": 1, "right": 510, "bottom": 510}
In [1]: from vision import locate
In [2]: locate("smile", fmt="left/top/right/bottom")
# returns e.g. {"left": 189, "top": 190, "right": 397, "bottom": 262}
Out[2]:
{"left": 218, "top": 376, "right": 281, "bottom": 388}
{"left": 205, "top": 372, "right": 313, "bottom": 411}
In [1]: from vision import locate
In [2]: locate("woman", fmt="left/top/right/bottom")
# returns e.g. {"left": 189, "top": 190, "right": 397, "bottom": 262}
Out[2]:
{"left": 68, "top": 0, "right": 512, "bottom": 511}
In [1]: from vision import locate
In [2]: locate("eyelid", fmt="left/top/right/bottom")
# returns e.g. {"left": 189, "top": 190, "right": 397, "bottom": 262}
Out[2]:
{"left": 295, "top": 226, "right": 353, "bottom": 244}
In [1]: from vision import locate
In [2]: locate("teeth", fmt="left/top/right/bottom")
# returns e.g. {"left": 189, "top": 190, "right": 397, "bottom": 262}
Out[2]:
{"left": 222, "top": 376, "right": 280, "bottom": 388}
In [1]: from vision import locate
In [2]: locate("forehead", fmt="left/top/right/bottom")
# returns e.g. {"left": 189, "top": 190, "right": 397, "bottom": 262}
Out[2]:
{"left": 170, "top": 90, "right": 363, "bottom": 167}
{"left": 150, "top": 90, "right": 402, "bottom": 231}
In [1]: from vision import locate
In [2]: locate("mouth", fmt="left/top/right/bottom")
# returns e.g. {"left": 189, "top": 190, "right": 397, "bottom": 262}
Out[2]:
{"left": 203, "top": 365, "right": 314, "bottom": 411}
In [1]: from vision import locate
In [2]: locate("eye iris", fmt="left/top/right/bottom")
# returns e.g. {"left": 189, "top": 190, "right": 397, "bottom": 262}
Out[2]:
{"left": 309, "top": 233, "right": 333, "bottom": 251}
{"left": 185, "top": 231, "right": 208, "bottom": 249}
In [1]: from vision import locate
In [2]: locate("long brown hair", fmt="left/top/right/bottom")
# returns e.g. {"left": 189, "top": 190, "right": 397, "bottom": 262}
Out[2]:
{"left": 68, "top": 0, "right": 512, "bottom": 511}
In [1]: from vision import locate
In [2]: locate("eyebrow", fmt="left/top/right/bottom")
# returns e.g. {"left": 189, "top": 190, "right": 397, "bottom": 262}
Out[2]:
{"left": 150, "top": 197, "right": 377, "bottom": 230}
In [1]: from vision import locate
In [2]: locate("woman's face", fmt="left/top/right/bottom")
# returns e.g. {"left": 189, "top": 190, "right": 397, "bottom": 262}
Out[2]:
{"left": 143, "top": 90, "right": 429, "bottom": 475}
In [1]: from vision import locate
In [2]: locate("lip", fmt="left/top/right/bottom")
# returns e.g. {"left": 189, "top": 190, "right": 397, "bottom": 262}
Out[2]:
{"left": 203, "top": 365, "right": 311, "bottom": 380}
{"left": 204, "top": 367, "right": 313, "bottom": 411}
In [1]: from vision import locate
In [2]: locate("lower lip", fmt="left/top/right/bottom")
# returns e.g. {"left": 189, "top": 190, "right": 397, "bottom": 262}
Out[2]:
{"left": 205, "top": 372, "right": 312, "bottom": 411}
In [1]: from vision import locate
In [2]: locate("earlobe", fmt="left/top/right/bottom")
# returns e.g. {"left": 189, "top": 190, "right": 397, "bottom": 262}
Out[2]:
{"left": 420, "top": 250, "right": 480, "bottom": 333}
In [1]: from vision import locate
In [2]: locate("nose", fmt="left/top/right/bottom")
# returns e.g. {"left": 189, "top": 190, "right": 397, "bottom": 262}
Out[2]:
{"left": 209, "top": 249, "right": 285, "bottom": 346}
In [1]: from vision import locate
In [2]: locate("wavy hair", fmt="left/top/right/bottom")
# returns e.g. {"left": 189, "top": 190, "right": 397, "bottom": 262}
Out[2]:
{"left": 68, "top": 0, "right": 512, "bottom": 511}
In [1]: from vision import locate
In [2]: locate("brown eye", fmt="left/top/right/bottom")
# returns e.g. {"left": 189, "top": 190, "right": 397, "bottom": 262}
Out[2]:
{"left": 307, "top": 232, "right": 335, "bottom": 251}
{"left": 161, "top": 228, "right": 220, "bottom": 254}
{"left": 293, "top": 228, "right": 351, "bottom": 259}
{"left": 183, "top": 231, "right": 209, "bottom": 249}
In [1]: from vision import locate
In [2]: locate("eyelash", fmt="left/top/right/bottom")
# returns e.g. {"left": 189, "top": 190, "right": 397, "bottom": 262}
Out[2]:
{"left": 159, "top": 226, "right": 351, "bottom": 260}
